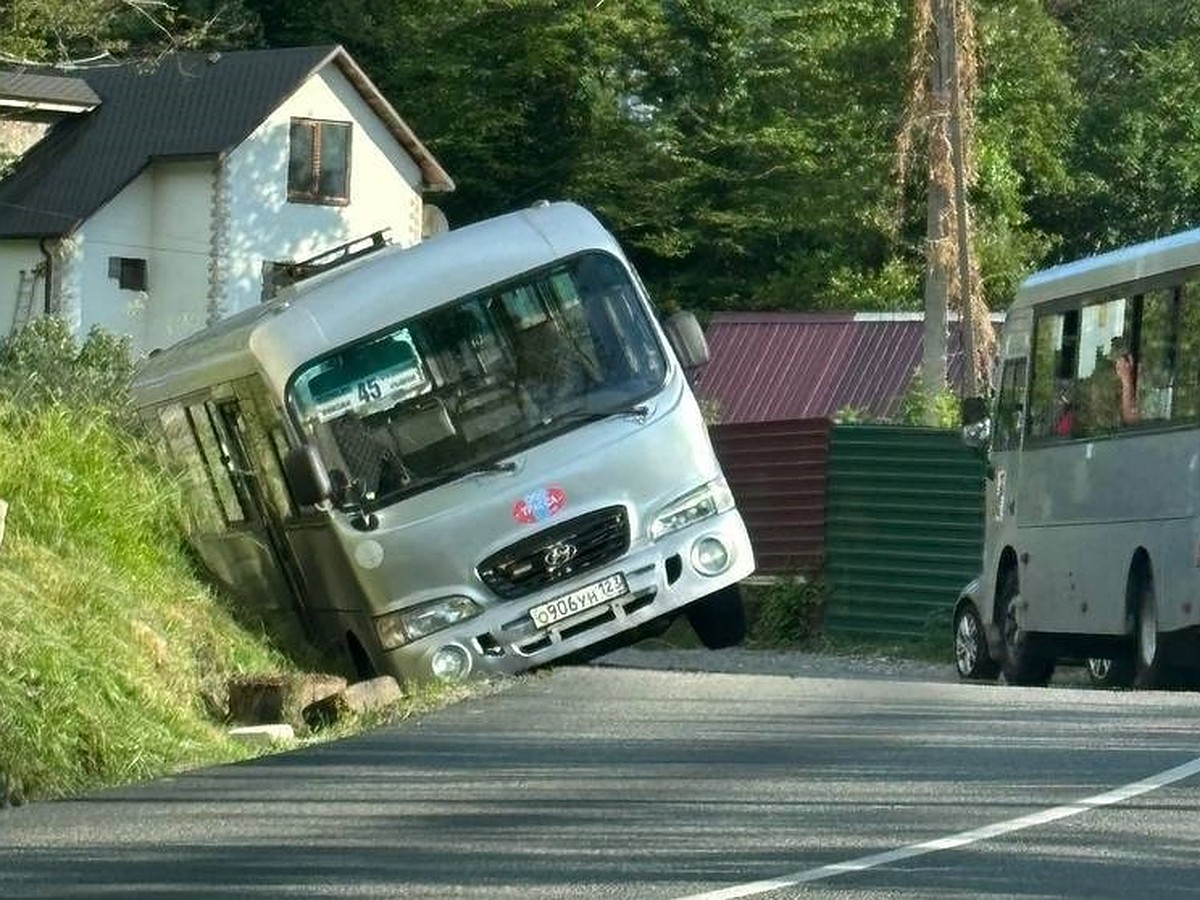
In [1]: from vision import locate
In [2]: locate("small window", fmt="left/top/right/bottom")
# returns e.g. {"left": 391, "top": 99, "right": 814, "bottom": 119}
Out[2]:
{"left": 188, "top": 402, "right": 249, "bottom": 526}
{"left": 288, "top": 118, "right": 351, "bottom": 204}
{"left": 993, "top": 358, "right": 1027, "bottom": 452}
{"left": 108, "top": 257, "right": 147, "bottom": 291}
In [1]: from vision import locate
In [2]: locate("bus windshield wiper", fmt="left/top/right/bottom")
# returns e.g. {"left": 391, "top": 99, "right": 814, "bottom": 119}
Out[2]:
{"left": 442, "top": 459, "right": 519, "bottom": 481}
{"left": 540, "top": 403, "right": 651, "bottom": 428}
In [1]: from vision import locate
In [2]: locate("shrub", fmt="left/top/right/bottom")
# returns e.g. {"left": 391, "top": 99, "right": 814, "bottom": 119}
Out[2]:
{"left": 0, "top": 317, "right": 135, "bottom": 423}
{"left": 747, "top": 575, "right": 827, "bottom": 647}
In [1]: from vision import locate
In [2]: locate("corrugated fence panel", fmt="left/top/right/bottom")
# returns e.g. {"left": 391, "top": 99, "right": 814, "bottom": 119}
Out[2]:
{"left": 824, "top": 424, "right": 985, "bottom": 639}
{"left": 710, "top": 418, "right": 829, "bottom": 576}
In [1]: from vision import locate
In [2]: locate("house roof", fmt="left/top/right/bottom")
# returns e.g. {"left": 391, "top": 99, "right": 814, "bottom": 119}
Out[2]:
{"left": 0, "top": 45, "right": 454, "bottom": 239}
{"left": 0, "top": 71, "right": 100, "bottom": 111}
{"left": 694, "top": 310, "right": 999, "bottom": 423}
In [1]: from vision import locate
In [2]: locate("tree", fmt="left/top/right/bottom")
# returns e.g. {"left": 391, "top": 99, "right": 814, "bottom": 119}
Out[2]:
{"left": 246, "top": 0, "right": 916, "bottom": 315}
{"left": 1045, "top": 1, "right": 1200, "bottom": 257}
{"left": 0, "top": 0, "right": 254, "bottom": 65}
{"left": 897, "top": 0, "right": 992, "bottom": 401}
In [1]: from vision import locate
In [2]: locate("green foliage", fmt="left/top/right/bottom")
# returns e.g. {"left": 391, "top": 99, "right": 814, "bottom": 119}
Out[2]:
{"left": 0, "top": 403, "right": 290, "bottom": 800}
{"left": 0, "top": 317, "right": 135, "bottom": 423}
{"left": 746, "top": 577, "right": 827, "bottom": 648}
{"left": 896, "top": 374, "right": 962, "bottom": 427}
{"left": 1048, "top": 1, "right": 1200, "bottom": 256}
{"left": 0, "top": 0, "right": 256, "bottom": 63}
{"left": 834, "top": 376, "right": 961, "bottom": 427}
{"left": 833, "top": 406, "right": 870, "bottom": 424}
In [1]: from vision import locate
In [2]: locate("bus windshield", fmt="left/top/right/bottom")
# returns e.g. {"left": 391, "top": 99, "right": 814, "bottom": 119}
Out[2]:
{"left": 289, "top": 251, "right": 668, "bottom": 506}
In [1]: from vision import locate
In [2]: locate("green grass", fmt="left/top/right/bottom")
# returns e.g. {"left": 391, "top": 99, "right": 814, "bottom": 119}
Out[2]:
{"left": 0, "top": 403, "right": 303, "bottom": 799}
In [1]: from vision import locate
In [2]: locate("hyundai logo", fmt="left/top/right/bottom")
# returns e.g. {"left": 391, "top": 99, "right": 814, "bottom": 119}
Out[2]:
{"left": 543, "top": 541, "right": 578, "bottom": 570}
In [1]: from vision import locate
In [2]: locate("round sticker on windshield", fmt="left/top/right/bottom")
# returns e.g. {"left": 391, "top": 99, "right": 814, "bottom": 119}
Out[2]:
{"left": 513, "top": 487, "right": 567, "bottom": 524}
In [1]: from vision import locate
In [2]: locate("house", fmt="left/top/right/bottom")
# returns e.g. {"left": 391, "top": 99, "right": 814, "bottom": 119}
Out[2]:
{"left": 0, "top": 45, "right": 453, "bottom": 356}
{"left": 695, "top": 310, "right": 1003, "bottom": 423}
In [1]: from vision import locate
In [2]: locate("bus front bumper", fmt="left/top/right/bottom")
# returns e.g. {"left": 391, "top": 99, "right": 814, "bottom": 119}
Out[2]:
{"left": 383, "top": 508, "right": 755, "bottom": 684}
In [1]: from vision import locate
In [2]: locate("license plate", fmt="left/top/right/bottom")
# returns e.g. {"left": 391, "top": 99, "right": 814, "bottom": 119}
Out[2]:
{"left": 529, "top": 573, "right": 629, "bottom": 629}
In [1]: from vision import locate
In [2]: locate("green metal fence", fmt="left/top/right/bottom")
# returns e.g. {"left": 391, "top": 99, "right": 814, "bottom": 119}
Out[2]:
{"left": 823, "top": 424, "right": 986, "bottom": 640}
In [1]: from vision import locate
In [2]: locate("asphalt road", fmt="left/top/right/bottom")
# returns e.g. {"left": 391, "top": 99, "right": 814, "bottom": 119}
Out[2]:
{"left": 2, "top": 647, "right": 1199, "bottom": 899}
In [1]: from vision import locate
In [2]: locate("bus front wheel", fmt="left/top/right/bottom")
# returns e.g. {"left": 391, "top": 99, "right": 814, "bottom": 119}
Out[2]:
{"left": 686, "top": 584, "right": 747, "bottom": 649}
{"left": 1134, "top": 579, "right": 1169, "bottom": 688}
{"left": 998, "top": 568, "right": 1054, "bottom": 686}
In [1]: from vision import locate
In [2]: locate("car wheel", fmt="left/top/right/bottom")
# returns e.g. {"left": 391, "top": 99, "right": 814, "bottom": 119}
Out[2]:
{"left": 998, "top": 567, "right": 1054, "bottom": 686}
{"left": 686, "top": 584, "right": 747, "bottom": 649}
{"left": 953, "top": 602, "right": 999, "bottom": 681}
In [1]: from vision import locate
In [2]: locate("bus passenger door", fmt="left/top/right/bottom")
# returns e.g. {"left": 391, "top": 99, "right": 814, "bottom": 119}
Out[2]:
{"left": 984, "top": 357, "right": 1027, "bottom": 615}
{"left": 197, "top": 397, "right": 315, "bottom": 644}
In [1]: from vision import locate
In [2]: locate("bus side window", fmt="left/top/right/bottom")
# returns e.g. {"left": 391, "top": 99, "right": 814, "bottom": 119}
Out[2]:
{"left": 1030, "top": 312, "right": 1070, "bottom": 439}
{"left": 1170, "top": 279, "right": 1200, "bottom": 423}
{"left": 235, "top": 377, "right": 297, "bottom": 518}
{"left": 994, "top": 358, "right": 1026, "bottom": 451}
{"left": 1136, "top": 287, "right": 1176, "bottom": 422}
{"left": 187, "top": 402, "right": 249, "bottom": 527}
{"left": 158, "top": 404, "right": 226, "bottom": 532}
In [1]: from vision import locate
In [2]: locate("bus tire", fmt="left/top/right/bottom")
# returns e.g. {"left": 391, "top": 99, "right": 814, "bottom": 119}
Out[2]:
{"left": 997, "top": 567, "right": 1054, "bottom": 686}
{"left": 1133, "top": 578, "right": 1170, "bottom": 689}
{"left": 953, "top": 601, "right": 999, "bottom": 681}
{"left": 346, "top": 633, "right": 378, "bottom": 682}
{"left": 686, "top": 584, "right": 747, "bottom": 649}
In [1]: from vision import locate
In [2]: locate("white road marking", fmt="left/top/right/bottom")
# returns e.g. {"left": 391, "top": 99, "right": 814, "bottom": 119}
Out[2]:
{"left": 674, "top": 756, "right": 1200, "bottom": 900}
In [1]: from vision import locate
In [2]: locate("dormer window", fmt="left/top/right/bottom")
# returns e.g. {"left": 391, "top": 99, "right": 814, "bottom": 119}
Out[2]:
{"left": 288, "top": 118, "right": 351, "bottom": 205}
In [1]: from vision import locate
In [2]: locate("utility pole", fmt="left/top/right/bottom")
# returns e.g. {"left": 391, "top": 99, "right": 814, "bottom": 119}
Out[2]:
{"left": 920, "top": 0, "right": 955, "bottom": 414}
{"left": 947, "top": 0, "right": 978, "bottom": 397}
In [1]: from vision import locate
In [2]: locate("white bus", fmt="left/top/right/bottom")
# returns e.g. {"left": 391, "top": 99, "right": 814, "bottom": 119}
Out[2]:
{"left": 954, "top": 226, "right": 1200, "bottom": 688}
{"left": 131, "top": 201, "right": 755, "bottom": 685}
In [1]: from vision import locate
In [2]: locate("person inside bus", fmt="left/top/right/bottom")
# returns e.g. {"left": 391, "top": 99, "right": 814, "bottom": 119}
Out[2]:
{"left": 1113, "top": 346, "right": 1139, "bottom": 425}
{"left": 1054, "top": 340, "right": 1139, "bottom": 436}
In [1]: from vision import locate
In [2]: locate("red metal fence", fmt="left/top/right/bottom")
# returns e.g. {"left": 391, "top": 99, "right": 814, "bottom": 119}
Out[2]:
{"left": 710, "top": 418, "right": 830, "bottom": 577}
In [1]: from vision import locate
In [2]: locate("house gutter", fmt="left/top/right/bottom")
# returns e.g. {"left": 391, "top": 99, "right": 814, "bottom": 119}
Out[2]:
{"left": 38, "top": 237, "right": 53, "bottom": 314}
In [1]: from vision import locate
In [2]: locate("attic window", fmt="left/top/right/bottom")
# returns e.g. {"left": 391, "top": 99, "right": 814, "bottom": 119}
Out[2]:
{"left": 108, "top": 257, "right": 147, "bottom": 291}
{"left": 288, "top": 118, "right": 351, "bottom": 205}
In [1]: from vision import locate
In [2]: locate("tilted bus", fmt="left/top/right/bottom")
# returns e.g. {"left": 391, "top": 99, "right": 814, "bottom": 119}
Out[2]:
{"left": 954, "top": 226, "right": 1200, "bottom": 688}
{"left": 131, "top": 201, "right": 755, "bottom": 685}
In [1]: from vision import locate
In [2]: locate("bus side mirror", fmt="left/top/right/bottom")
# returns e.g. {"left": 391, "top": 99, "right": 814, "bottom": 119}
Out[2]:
{"left": 960, "top": 396, "right": 991, "bottom": 450}
{"left": 284, "top": 444, "right": 332, "bottom": 507}
{"left": 662, "top": 310, "right": 710, "bottom": 371}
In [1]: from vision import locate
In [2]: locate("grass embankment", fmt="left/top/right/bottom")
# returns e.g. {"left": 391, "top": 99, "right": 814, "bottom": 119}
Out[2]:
{"left": 0, "top": 403, "right": 302, "bottom": 802}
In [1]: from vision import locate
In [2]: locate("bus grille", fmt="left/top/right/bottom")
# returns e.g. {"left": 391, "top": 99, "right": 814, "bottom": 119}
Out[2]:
{"left": 478, "top": 506, "right": 630, "bottom": 600}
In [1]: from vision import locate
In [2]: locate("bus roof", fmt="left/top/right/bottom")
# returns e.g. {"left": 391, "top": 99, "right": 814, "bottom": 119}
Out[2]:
{"left": 1014, "top": 226, "right": 1200, "bottom": 310}
{"left": 130, "top": 201, "right": 625, "bottom": 407}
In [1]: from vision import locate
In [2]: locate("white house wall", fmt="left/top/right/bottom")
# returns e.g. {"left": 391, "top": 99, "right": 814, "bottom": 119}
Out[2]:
{"left": 147, "top": 160, "right": 216, "bottom": 351}
{"left": 0, "top": 242, "right": 38, "bottom": 331}
{"left": 73, "top": 172, "right": 153, "bottom": 346}
{"left": 221, "top": 64, "right": 426, "bottom": 317}
{"left": 70, "top": 163, "right": 206, "bottom": 354}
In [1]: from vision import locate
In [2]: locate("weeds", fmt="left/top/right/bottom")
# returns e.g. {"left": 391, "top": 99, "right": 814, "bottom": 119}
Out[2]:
{"left": 746, "top": 576, "right": 827, "bottom": 648}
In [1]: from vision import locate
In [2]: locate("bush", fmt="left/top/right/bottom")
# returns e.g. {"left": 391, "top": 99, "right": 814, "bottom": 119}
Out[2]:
{"left": 0, "top": 317, "right": 135, "bottom": 423}
{"left": 747, "top": 576, "right": 827, "bottom": 648}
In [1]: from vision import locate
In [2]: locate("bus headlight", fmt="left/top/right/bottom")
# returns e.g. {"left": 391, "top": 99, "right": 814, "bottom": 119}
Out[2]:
{"left": 375, "top": 596, "right": 482, "bottom": 650}
{"left": 649, "top": 477, "right": 736, "bottom": 541}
